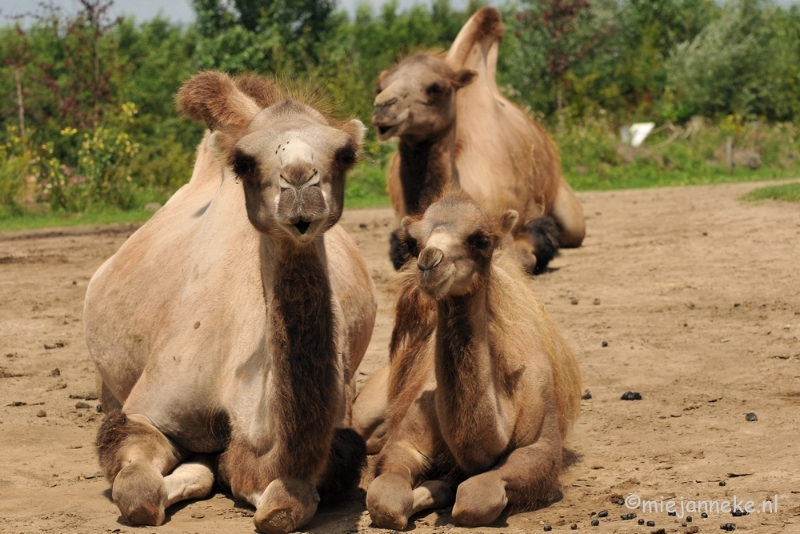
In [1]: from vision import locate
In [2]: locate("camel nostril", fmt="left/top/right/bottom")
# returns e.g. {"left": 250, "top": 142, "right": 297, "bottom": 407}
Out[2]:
{"left": 417, "top": 247, "right": 443, "bottom": 271}
{"left": 294, "top": 221, "right": 311, "bottom": 235}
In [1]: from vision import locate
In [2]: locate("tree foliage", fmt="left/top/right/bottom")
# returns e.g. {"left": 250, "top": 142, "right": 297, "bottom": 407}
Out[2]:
{"left": 1, "top": 0, "right": 799, "bottom": 216}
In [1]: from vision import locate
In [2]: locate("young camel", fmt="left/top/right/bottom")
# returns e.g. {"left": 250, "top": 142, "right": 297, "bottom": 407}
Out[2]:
{"left": 364, "top": 190, "right": 582, "bottom": 529}
{"left": 84, "top": 72, "right": 376, "bottom": 534}
{"left": 373, "top": 7, "right": 585, "bottom": 273}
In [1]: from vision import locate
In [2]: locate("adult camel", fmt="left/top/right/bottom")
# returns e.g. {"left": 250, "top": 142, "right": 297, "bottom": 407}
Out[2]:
{"left": 365, "top": 191, "right": 582, "bottom": 529}
{"left": 84, "top": 72, "right": 376, "bottom": 534}
{"left": 372, "top": 7, "right": 585, "bottom": 273}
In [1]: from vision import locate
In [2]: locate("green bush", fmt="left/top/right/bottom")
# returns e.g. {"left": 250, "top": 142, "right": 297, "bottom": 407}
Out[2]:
{"left": 0, "top": 127, "right": 33, "bottom": 216}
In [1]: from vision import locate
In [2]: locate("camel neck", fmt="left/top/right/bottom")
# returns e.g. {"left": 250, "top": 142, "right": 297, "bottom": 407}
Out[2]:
{"left": 260, "top": 236, "right": 339, "bottom": 478}
{"left": 434, "top": 285, "right": 510, "bottom": 472}
{"left": 398, "top": 125, "right": 457, "bottom": 215}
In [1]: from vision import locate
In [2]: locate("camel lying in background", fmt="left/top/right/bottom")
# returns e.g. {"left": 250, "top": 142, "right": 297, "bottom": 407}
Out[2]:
{"left": 84, "top": 72, "right": 376, "bottom": 534}
{"left": 373, "top": 7, "right": 585, "bottom": 273}
{"left": 362, "top": 191, "right": 582, "bottom": 529}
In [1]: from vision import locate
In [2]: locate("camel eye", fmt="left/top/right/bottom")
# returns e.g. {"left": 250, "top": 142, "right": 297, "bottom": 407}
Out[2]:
{"left": 468, "top": 232, "right": 490, "bottom": 251}
{"left": 427, "top": 83, "right": 443, "bottom": 97}
{"left": 232, "top": 152, "right": 257, "bottom": 178}
{"left": 335, "top": 145, "right": 357, "bottom": 167}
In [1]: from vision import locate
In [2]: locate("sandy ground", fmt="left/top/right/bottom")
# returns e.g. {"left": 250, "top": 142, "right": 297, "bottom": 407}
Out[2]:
{"left": 1, "top": 180, "right": 799, "bottom": 534}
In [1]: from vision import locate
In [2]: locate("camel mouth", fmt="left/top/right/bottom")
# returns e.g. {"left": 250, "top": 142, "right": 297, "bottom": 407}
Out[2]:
{"left": 373, "top": 110, "right": 407, "bottom": 141}
{"left": 374, "top": 123, "right": 399, "bottom": 141}
{"left": 293, "top": 220, "right": 311, "bottom": 235}
{"left": 419, "top": 263, "right": 456, "bottom": 297}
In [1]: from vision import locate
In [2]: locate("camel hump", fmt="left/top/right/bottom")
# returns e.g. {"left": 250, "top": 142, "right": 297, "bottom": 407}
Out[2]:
{"left": 446, "top": 6, "right": 504, "bottom": 85}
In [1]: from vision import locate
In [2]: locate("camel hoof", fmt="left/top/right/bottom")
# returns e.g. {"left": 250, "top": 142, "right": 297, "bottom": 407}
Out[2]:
{"left": 366, "top": 473, "right": 413, "bottom": 530}
{"left": 112, "top": 461, "right": 167, "bottom": 526}
{"left": 254, "top": 478, "right": 319, "bottom": 534}
{"left": 452, "top": 474, "right": 507, "bottom": 527}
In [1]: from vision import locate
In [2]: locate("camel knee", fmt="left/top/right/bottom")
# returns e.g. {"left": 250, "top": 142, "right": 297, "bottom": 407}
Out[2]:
{"left": 317, "top": 428, "right": 367, "bottom": 504}
{"left": 367, "top": 472, "right": 414, "bottom": 530}
{"left": 452, "top": 473, "right": 507, "bottom": 527}
{"left": 254, "top": 478, "right": 319, "bottom": 534}
{"left": 513, "top": 216, "right": 560, "bottom": 274}
{"left": 112, "top": 460, "right": 168, "bottom": 526}
{"left": 96, "top": 410, "right": 181, "bottom": 482}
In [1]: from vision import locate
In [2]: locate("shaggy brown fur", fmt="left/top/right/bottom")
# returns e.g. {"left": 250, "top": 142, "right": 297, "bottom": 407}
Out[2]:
{"left": 269, "top": 244, "right": 340, "bottom": 479}
{"left": 366, "top": 192, "right": 582, "bottom": 529}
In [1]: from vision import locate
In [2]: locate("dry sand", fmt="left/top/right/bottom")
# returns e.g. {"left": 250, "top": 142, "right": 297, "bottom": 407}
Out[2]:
{"left": 1, "top": 180, "right": 799, "bottom": 533}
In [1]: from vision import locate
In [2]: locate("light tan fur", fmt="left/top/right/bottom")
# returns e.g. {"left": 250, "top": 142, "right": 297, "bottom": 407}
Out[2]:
{"left": 374, "top": 7, "right": 585, "bottom": 272}
{"left": 86, "top": 72, "right": 376, "bottom": 533}
{"left": 364, "top": 191, "right": 581, "bottom": 529}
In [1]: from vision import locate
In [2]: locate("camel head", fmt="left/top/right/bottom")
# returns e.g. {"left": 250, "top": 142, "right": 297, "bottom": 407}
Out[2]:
{"left": 178, "top": 71, "right": 365, "bottom": 244}
{"left": 399, "top": 191, "right": 518, "bottom": 298}
{"left": 373, "top": 55, "right": 476, "bottom": 142}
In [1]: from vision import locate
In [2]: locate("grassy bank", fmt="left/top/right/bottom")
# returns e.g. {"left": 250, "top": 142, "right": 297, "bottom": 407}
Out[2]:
{"left": 741, "top": 181, "right": 800, "bottom": 202}
{"left": 0, "top": 209, "right": 153, "bottom": 233}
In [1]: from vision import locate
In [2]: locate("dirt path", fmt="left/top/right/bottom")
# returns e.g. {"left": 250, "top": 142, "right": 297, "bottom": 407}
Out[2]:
{"left": 1, "top": 181, "right": 798, "bottom": 534}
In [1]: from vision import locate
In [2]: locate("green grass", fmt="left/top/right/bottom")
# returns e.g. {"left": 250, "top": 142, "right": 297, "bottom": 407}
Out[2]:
{"left": 2, "top": 163, "right": 798, "bottom": 234}
{"left": 344, "top": 160, "right": 392, "bottom": 209}
{"left": 0, "top": 209, "right": 154, "bottom": 233}
{"left": 741, "top": 181, "right": 800, "bottom": 202}
{"left": 565, "top": 163, "right": 800, "bottom": 191}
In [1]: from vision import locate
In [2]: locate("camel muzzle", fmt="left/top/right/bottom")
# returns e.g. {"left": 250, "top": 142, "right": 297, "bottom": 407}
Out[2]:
{"left": 417, "top": 247, "right": 444, "bottom": 271}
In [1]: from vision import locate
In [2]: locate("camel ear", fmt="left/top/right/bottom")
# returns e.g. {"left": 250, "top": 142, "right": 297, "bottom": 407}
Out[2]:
{"left": 341, "top": 119, "right": 366, "bottom": 148}
{"left": 499, "top": 210, "right": 519, "bottom": 235}
{"left": 177, "top": 71, "right": 261, "bottom": 132}
{"left": 453, "top": 69, "right": 477, "bottom": 89}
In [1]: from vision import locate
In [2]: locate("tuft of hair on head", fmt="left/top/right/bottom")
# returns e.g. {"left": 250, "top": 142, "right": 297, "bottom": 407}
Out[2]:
{"left": 176, "top": 71, "right": 261, "bottom": 132}
{"left": 234, "top": 74, "right": 282, "bottom": 109}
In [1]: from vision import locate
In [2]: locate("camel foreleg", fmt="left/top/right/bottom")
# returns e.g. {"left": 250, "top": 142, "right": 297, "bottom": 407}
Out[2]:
{"left": 367, "top": 440, "right": 454, "bottom": 530}
{"left": 96, "top": 410, "right": 185, "bottom": 526}
{"left": 352, "top": 365, "right": 390, "bottom": 454}
{"left": 218, "top": 438, "right": 324, "bottom": 534}
{"left": 450, "top": 436, "right": 563, "bottom": 527}
{"left": 513, "top": 216, "right": 560, "bottom": 274}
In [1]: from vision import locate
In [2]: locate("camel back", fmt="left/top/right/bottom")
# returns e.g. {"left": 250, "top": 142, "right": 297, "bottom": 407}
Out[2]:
{"left": 446, "top": 7, "right": 562, "bottom": 219}
{"left": 487, "top": 253, "right": 582, "bottom": 438}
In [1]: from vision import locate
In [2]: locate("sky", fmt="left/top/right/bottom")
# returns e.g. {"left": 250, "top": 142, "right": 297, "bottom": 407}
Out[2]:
{"left": 0, "top": 0, "right": 797, "bottom": 25}
{"left": 0, "top": 0, "right": 478, "bottom": 24}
